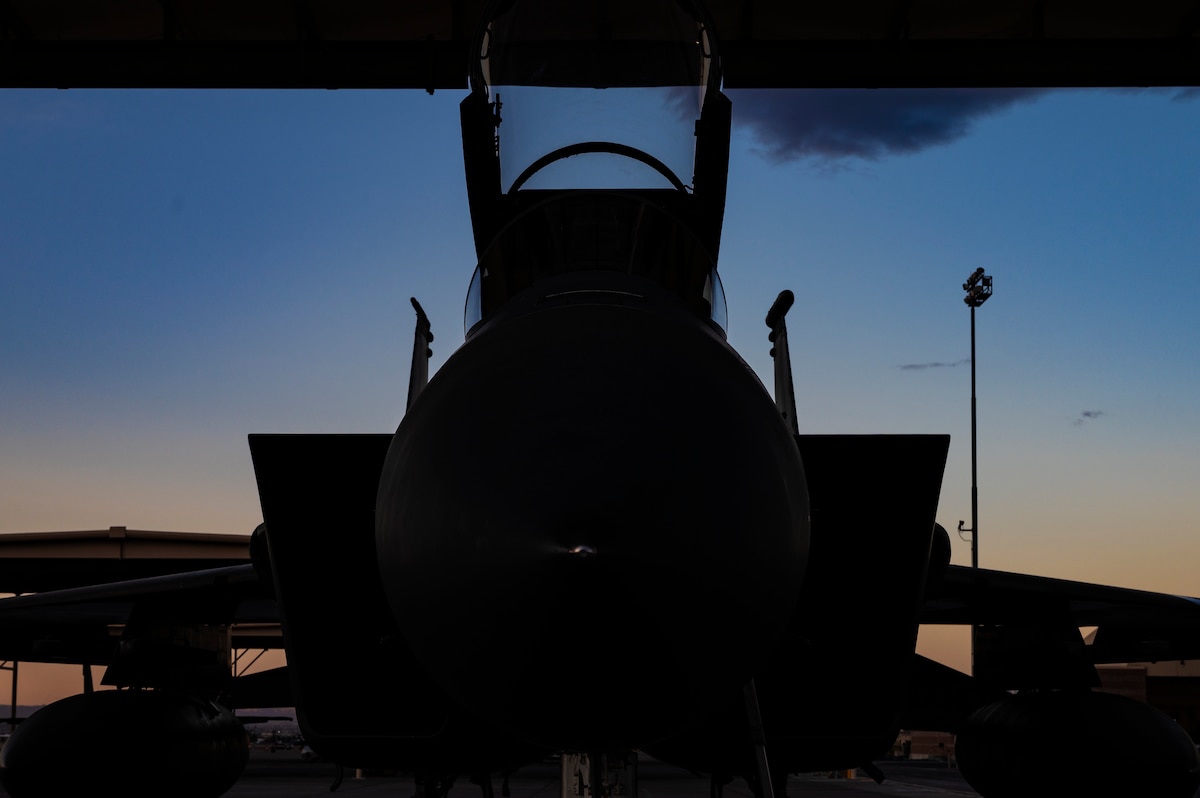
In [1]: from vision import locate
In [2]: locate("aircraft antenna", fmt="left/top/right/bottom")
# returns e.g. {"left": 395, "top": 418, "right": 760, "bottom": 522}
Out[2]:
{"left": 407, "top": 298, "right": 434, "bottom": 412}
{"left": 766, "top": 290, "right": 799, "bottom": 437}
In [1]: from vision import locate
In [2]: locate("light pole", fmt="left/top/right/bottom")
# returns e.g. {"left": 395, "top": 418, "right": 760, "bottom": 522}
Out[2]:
{"left": 959, "top": 268, "right": 992, "bottom": 569}
{"left": 959, "top": 267, "right": 992, "bottom": 677}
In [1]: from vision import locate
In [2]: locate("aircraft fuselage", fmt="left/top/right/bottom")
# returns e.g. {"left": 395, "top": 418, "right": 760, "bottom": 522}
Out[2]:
{"left": 376, "top": 269, "right": 810, "bottom": 749}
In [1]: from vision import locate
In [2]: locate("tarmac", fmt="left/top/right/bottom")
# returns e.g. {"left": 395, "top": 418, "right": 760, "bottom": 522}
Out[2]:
{"left": 4, "top": 749, "right": 1199, "bottom": 797}
{"left": 217, "top": 752, "right": 981, "bottom": 798}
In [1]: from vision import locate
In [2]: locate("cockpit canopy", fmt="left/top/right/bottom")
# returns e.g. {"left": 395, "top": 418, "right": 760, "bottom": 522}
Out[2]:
{"left": 460, "top": 0, "right": 731, "bottom": 335}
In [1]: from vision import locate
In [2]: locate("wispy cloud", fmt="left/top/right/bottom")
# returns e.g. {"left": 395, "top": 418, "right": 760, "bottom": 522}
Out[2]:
{"left": 1110, "top": 87, "right": 1199, "bottom": 103}
{"left": 1073, "top": 410, "right": 1106, "bottom": 427}
{"left": 899, "top": 358, "right": 971, "bottom": 371}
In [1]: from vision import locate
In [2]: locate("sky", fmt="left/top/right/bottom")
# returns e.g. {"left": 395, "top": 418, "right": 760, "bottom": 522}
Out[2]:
{"left": 1, "top": 85, "right": 1199, "bottom": 703}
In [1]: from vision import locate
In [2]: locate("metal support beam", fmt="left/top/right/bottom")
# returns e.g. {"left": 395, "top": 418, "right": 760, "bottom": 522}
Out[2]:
{"left": 1, "top": 660, "right": 17, "bottom": 729}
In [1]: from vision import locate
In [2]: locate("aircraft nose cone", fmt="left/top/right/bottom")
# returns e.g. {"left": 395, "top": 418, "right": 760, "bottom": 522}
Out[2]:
{"left": 376, "top": 299, "right": 808, "bottom": 750}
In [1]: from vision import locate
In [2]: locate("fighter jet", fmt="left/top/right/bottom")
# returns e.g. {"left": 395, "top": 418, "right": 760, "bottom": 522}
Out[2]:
{"left": 1, "top": 3, "right": 1199, "bottom": 798}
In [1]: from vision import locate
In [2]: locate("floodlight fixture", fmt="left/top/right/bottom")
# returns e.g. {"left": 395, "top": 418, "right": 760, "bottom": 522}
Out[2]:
{"left": 963, "top": 268, "right": 993, "bottom": 308}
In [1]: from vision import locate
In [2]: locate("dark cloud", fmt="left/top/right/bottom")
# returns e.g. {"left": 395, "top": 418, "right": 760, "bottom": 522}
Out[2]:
{"left": 668, "top": 86, "right": 1193, "bottom": 166}
{"left": 724, "top": 88, "right": 1049, "bottom": 164}
{"left": 899, "top": 358, "right": 971, "bottom": 371}
{"left": 1073, "top": 410, "right": 1106, "bottom": 426}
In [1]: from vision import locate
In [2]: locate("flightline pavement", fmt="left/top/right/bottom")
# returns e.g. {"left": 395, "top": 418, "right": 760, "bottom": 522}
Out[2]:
{"left": 4, "top": 752, "right": 1200, "bottom": 797}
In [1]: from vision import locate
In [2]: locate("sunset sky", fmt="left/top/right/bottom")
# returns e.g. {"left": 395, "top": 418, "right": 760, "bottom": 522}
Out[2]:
{"left": 2, "top": 86, "right": 1198, "bottom": 702}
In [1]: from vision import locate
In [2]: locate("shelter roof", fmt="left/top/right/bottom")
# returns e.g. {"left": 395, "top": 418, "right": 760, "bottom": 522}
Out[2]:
{"left": 2, "top": 0, "right": 1197, "bottom": 89}
{"left": 0, "top": 527, "right": 250, "bottom": 594}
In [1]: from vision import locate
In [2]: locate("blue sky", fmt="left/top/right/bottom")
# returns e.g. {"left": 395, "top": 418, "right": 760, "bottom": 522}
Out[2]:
{"left": 1, "top": 86, "right": 1198, "bottom": 687}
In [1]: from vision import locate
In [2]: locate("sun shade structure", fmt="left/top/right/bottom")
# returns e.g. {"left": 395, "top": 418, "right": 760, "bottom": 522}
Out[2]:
{"left": 1, "top": 0, "right": 1197, "bottom": 89}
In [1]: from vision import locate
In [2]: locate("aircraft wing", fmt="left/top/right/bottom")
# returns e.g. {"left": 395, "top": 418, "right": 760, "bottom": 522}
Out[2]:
{"left": 0, "top": 525, "right": 279, "bottom": 658}
{"left": 923, "top": 564, "right": 1200, "bottom": 673}
{"left": 0, "top": 563, "right": 272, "bottom": 623}
{"left": 0, "top": 563, "right": 279, "bottom": 683}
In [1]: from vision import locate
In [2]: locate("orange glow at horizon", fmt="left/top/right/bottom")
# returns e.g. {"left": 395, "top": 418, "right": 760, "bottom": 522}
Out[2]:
{"left": 915, "top": 625, "right": 972, "bottom": 675}
{"left": 2, "top": 650, "right": 288, "bottom": 710}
